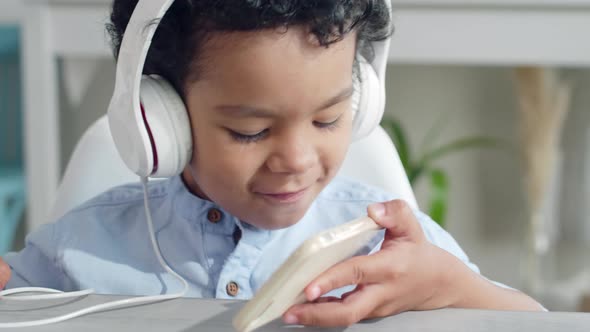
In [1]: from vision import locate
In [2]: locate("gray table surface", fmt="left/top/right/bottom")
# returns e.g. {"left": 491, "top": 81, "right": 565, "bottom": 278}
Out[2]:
{"left": 1, "top": 294, "right": 589, "bottom": 331}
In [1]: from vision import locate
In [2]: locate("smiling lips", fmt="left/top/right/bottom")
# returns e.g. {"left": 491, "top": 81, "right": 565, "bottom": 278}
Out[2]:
{"left": 257, "top": 187, "right": 309, "bottom": 204}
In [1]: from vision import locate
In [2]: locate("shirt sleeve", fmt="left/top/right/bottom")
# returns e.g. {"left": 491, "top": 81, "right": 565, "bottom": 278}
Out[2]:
{"left": 2, "top": 224, "right": 71, "bottom": 290}
{"left": 412, "top": 209, "right": 482, "bottom": 275}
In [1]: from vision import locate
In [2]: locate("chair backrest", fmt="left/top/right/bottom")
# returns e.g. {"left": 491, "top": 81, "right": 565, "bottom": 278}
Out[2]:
{"left": 50, "top": 115, "right": 417, "bottom": 221}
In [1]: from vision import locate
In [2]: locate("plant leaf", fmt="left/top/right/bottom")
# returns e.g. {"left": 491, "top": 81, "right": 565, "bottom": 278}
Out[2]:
{"left": 418, "top": 110, "right": 452, "bottom": 155}
{"left": 381, "top": 118, "right": 412, "bottom": 177}
{"left": 428, "top": 169, "right": 448, "bottom": 228}
{"left": 417, "top": 137, "right": 500, "bottom": 169}
{"left": 408, "top": 164, "right": 426, "bottom": 185}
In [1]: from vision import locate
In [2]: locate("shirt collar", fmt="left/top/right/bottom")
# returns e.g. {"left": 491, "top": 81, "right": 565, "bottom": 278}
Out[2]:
{"left": 169, "top": 175, "right": 272, "bottom": 242}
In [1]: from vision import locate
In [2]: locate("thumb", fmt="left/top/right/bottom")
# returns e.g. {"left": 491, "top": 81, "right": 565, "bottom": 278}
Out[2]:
{"left": 367, "top": 200, "right": 423, "bottom": 241}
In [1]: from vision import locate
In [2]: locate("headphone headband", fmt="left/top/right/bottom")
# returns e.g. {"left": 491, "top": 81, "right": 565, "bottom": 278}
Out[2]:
{"left": 108, "top": 0, "right": 393, "bottom": 177}
{"left": 369, "top": 2, "right": 392, "bottom": 83}
{"left": 351, "top": 0, "right": 392, "bottom": 140}
{"left": 107, "top": 0, "right": 175, "bottom": 175}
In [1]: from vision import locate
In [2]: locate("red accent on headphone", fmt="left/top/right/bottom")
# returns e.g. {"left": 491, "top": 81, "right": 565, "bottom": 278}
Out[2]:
{"left": 140, "top": 103, "right": 159, "bottom": 175}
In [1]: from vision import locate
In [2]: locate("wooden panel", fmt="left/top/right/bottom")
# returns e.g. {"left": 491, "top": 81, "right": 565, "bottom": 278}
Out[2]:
{"left": 50, "top": 4, "right": 112, "bottom": 57}
{"left": 388, "top": 7, "right": 590, "bottom": 66}
{"left": 395, "top": 0, "right": 590, "bottom": 8}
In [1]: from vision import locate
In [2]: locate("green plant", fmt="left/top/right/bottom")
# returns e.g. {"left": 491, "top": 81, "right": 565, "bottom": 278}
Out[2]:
{"left": 381, "top": 116, "right": 500, "bottom": 228}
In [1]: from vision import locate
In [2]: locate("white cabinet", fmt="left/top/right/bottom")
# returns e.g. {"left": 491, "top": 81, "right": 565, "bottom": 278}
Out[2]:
{"left": 389, "top": 0, "right": 590, "bottom": 66}
{"left": 0, "top": 0, "right": 25, "bottom": 24}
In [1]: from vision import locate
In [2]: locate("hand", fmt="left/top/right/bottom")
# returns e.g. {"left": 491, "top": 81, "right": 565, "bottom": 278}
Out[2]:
{"left": 282, "top": 199, "right": 463, "bottom": 327}
{"left": 0, "top": 257, "right": 11, "bottom": 289}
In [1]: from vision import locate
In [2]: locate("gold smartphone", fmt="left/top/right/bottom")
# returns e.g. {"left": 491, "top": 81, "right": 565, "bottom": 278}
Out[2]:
{"left": 233, "top": 216, "right": 383, "bottom": 332}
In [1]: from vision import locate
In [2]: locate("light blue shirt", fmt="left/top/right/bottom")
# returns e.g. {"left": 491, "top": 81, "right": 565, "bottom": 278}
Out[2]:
{"left": 3, "top": 176, "right": 480, "bottom": 299}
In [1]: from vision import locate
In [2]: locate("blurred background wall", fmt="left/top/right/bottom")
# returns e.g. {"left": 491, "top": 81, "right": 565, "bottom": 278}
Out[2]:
{"left": 1, "top": 0, "right": 589, "bottom": 311}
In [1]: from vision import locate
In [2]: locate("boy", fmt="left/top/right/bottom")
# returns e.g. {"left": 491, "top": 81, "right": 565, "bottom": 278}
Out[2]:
{"left": 1, "top": 0, "right": 543, "bottom": 327}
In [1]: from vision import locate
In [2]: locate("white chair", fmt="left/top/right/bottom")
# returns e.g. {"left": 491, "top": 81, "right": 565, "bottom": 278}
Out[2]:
{"left": 50, "top": 115, "right": 417, "bottom": 221}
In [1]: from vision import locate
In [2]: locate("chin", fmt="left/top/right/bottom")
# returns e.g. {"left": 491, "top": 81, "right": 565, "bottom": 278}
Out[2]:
{"left": 242, "top": 183, "right": 327, "bottom": 230}
{"left": 249, "top": 210, "right": 307, "bottom": 230}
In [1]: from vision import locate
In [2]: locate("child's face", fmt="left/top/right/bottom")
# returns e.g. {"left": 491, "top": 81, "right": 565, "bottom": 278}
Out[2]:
{"left": 181, "top": 27, "right": 356, "bottom": 230}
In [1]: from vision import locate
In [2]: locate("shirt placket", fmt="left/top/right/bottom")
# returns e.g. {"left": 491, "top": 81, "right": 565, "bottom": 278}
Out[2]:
{"left": 215, "top": 223, "right": 271, "bottom": 300}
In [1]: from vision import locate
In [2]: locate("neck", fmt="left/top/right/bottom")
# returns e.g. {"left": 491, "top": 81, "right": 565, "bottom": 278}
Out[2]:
{"left": 181, "top": 166, "right": 210, "bottom": 201}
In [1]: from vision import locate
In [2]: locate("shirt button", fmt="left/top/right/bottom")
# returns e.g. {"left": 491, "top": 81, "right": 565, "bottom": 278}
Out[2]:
{"left": 207, "top": 208, "right": 222, "bottom": 223}
{"left": 226, "top": 281, "right": 239, "bottom": 297}
{"left": 233, "top": 227, "right": 242, "bottom": 245}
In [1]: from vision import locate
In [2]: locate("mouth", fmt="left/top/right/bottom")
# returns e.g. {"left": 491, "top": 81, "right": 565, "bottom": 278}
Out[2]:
{"left": 256, "top": 187, "right": 310, "bottom": 204}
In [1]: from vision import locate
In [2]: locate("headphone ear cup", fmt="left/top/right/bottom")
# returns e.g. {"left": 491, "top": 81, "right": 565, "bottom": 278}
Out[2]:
{"left": 351, "top": 57, "right": 385, "bottom": 141}
{"left": 139, "top": 75, "right": 192, "bottom": 177}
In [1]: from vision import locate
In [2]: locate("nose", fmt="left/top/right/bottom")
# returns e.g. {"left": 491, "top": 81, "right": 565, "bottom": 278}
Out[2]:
{"left": 266, "top": 132, "right": 317, "bottom": 174}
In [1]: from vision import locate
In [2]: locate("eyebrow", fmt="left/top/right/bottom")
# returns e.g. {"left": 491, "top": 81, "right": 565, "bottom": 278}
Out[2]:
{"left": 215, "top": 85, "right": 354, "bottom": 118}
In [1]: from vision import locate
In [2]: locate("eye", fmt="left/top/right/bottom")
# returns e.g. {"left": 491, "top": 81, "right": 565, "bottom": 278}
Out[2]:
{"left": 313, "top": 116, "right": 341, "bottom": 130}
{"left": 228, "top": 129, "right": 269, "bottom": 143}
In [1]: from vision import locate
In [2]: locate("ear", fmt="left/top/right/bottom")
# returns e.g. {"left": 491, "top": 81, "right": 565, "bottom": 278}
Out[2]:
{"left": 139, "top": 75, "right": 193, "bottom": 177}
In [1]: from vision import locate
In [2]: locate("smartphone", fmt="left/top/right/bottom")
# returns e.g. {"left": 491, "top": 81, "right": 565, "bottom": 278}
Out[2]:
{"left": 233, "top": 216, "right": 383, "bottom": 332}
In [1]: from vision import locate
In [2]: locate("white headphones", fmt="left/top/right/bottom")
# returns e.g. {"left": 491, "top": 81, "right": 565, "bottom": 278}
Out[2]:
{"left": 107, "top": 0, "right": 392, "bottom": 178}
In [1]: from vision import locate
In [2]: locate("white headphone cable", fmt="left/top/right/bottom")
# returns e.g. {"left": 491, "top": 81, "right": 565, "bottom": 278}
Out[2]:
{"left": 0, "top": 176, "right": 189, "bottom": 328}
{"left": 0, "top": 288, "right": 93, "bottom": 301}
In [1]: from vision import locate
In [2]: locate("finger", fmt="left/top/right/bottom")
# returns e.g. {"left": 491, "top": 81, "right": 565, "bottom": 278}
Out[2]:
{"left": 285, "top": 284, "right": 383, "bottom": 327}
{"left": 367, "top": 200, "right": 424, "bottom": 242}
{"left": 340, "top": 288, "right": 357, "bottom": 301}
{"left": 304, "top": 254, "right": 387, "bottom": 301}
{"left": 334, "top": 285, "right": 408, "bottom": 321}
{"left": 0, "top": 258, "right": 11, "bottom": 289}
{"left": 315, "top": 296, "right": 340, "bottom": 304}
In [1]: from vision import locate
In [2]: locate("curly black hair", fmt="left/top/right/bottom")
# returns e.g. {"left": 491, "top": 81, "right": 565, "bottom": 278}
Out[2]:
{"left": 107, "top": 0, "right": 392, "bottom": 98}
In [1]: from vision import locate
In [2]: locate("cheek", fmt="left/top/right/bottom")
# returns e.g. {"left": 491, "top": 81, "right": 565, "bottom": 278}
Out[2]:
{"left": 328, "top": 146, "right": 350, "bottom": 178}
{"left": 190, "top": 124, "right": 261, "bottom": 189}
{"left": 306, "top": 132, "right": 349, "bottom": 185}
{"left": 323, "top": 111, "right": 353, "bottom": 169}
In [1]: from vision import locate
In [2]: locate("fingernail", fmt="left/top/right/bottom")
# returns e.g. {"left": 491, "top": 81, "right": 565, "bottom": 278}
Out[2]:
{"left": 284, "top": 314, "right": 299, "bottom": 325}
{"left": 308, "top": 286, "right": 321, "bottom": 301}
{"left": 369, "top": 202, "right": 386, "bottom": 218}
